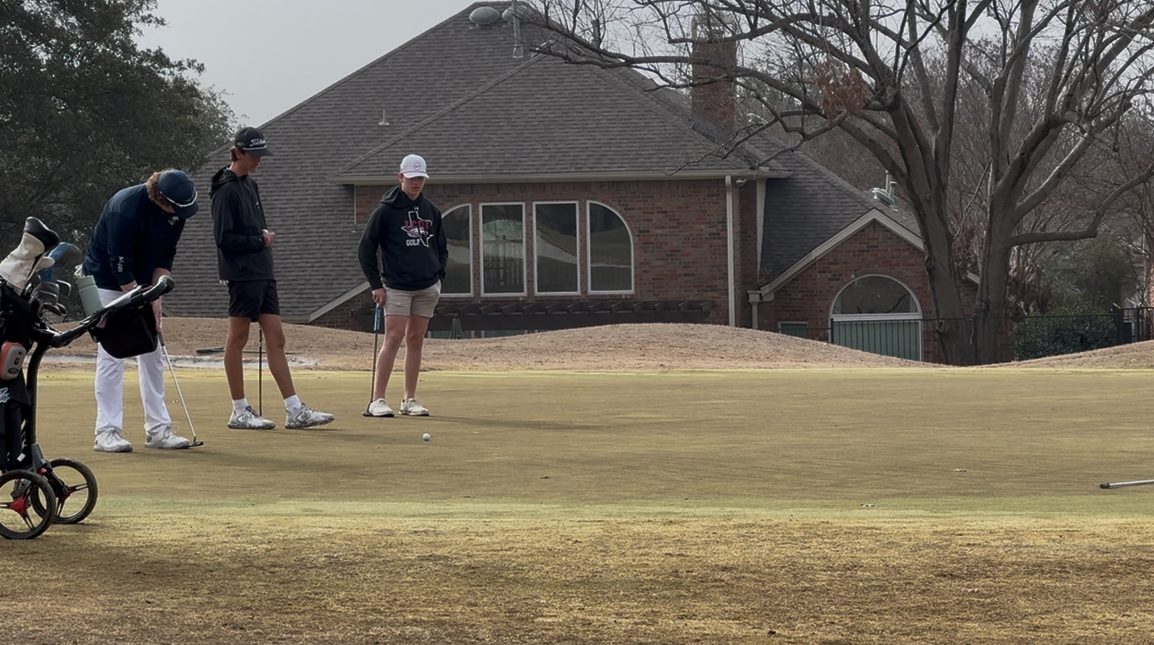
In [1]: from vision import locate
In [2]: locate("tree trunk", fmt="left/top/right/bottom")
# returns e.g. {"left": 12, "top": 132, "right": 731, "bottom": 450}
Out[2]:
{"left": 974, "top": 217, "right": 1015, "bottom": 365}
{"left": 917, "top": 199, "right": 972, "bottom": 364}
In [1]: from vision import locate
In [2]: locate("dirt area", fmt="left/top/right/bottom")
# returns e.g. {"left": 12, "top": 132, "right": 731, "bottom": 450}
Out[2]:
{"left": 51, "top": 318, "right": 927, "bottom": 371}
{"left": 47, "top": 317, "right": 1154, "bottom": 370}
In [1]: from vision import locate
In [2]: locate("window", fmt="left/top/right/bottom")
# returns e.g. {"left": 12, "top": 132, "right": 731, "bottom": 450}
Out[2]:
{"left": 441, "top": 205, "right": 472, "bottom": 295}
{"left": 587, "top": 202, "right": 633, "bottom": 293}
{"left": 482, "top": 203, "right": 525, "bottom": 295}
{"left": 778, "top": 322, "right": 809, "bottom": 338}
{"left": 832, "top": 276, "right": 916, "bottom": 314}
{"left": 534, "top": 202, "right": 579, "bottom": 294}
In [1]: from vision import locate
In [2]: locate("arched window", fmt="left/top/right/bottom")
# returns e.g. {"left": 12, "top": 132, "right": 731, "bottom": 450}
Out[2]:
{"left": 440, "top": 205, "right": 472, "bottom": 296}
{"left": 587, "top": 202, "right": 633, "bottom": 293}
{"left": 832, "top": 276, "right": 918, "bottom": 315}
{"left": 830, "top": 275, "right": 922, "bottom": 361}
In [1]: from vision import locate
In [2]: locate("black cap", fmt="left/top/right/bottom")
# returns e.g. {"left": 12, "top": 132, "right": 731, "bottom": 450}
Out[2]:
{"left": 234, "top": 126, "right": 272, "bottom": 157}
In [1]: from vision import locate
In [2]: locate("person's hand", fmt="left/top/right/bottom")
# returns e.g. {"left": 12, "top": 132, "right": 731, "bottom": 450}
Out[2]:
{"left": 262, "top": 229, "right": 276, "bottom": 247}
{"left": 371, "top": 288, "right": 386, "bottom": 307}
{"left": 152, "top": 297, "right": 163, "bottom": 332}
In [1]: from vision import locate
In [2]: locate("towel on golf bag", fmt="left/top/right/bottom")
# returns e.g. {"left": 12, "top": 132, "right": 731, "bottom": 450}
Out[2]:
{"left": 92, "top": 306, "right": 158, "bottom": 358}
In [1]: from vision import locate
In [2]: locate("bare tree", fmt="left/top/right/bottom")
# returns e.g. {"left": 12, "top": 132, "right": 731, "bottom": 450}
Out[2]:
{"left": 526, "top": 0, "right": 1154, "bottom": 364}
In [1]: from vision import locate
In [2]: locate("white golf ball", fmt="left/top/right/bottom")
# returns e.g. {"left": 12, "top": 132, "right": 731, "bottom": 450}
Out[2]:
{"left": 422, "top": 433, "right": 431, "bottom": 443}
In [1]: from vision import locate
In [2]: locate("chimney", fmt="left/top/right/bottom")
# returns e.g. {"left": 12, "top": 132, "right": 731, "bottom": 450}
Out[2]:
{"left": 691, "top": 12, "right": 738, "bottom": 134}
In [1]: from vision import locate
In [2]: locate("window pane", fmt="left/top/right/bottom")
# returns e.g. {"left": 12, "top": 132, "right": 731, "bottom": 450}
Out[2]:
{"left": 441, "top": 205, "right": 471, "bottom": 295}
{"left": 482, "top": 204, "right": 525, "bottom": 294}
{"left": 535, "top": 203, "right": 578, "bottom": 293}
{"left": 588, "top": 203, "right": 632, "bottom": 292}
{"left": 833, "top": 276, "right": 915, "bottom": 314}
{"left": 779, "top": 322, "right": 809, "bottom": 338}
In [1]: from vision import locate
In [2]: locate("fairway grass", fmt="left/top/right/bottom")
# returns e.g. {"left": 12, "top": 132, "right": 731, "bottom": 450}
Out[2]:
{"left": 5, "top": 368, "right": 1154, "bottom": 642}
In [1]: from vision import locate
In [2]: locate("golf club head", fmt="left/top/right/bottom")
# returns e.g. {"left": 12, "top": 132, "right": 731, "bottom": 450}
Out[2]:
{"left": 56, "top": 280, "right": 72, "bottom": 297}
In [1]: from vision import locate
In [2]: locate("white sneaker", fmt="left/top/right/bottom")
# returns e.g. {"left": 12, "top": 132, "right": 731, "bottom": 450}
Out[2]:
{"left": 285, "top": 405, "right": 335, "bottom": 429}
{"left": 400, "top": 398, "right": 429, "bottom": 416}
{"left": 145, "top": 425, "right": 191, "bottom": 450}
{"left": 94, "top": 429, "right": 133, "bottom": 453}
{"left": 228, "top": 405, "right": 276, "bottom": 430}
{"left": 367, "top": 398, "right": 394, "bottom": 417}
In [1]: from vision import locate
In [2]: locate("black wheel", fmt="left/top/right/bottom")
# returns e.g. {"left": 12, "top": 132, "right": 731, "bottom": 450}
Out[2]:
{"left": 0, "top": 470, "right": 56, "bottom": 539}
{"left": 39, "top": 459, "right": 98, "bottom": 524}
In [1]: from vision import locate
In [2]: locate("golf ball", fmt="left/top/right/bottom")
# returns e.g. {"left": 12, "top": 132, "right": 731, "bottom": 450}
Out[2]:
{"left": 422, "top": 433, "right": 431, "bottom": 443}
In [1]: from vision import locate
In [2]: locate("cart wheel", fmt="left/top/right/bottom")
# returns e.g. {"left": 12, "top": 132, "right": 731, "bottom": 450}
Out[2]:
{"left": 40, "top": 459, "right": 98, "bottom": 524}
{"left": 0, "top": 470, "right": 56, "bottom": 540}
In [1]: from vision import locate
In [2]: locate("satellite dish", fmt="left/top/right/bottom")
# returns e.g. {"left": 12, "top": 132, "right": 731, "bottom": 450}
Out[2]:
{"left": 470, "top": 6, "right": 501, "bottom": 26}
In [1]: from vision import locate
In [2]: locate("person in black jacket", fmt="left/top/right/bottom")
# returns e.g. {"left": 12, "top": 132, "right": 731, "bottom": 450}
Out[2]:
{"left": 211, "top": 126, "right": 334, "bottom": 431}
{"left": 358, "top": 154, "right": 447, "bottom": 417}
{"left": 82, "top": 169, "right": 198, "bottom": 452}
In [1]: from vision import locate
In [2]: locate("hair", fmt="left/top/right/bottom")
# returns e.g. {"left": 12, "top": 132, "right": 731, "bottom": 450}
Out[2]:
{"left": 145, "top": 171, "right": 166, "bottom": 204}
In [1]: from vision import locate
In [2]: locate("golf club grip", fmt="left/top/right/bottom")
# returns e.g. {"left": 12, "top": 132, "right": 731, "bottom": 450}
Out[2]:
{"left": 1100, "top": 479, "right": 1154, "bottom": 489}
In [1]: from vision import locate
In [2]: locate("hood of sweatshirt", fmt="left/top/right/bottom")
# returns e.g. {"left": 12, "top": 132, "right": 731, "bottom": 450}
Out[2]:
{"left": 210, "top": 167, "right": 241, "bottom": 197}
{"left": 380, "top": 185, "right": 420, "bottom": 208}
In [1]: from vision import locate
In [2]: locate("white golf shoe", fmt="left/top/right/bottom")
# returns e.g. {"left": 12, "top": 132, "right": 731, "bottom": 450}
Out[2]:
{"left": 93, "top": 428, "right": 133, "bottom": 453}
{"left": 285, "top": 405, "right": 334, "bottom": 429}
{"left": 228, "top": 405, "right": 276, "bottom": 430}
{"left": 145, "top": 425, "right": 191, "bottom": 449}
{"left": 367, "top": 398, "right": 394, "bottom": 417}
{"left": 400, "top": 398, "right": 429, "bottom": 416}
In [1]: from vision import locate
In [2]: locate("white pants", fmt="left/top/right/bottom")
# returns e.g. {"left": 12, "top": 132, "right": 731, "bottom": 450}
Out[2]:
{"left": 94, "top": 288, "right": 171, "bottom": 436}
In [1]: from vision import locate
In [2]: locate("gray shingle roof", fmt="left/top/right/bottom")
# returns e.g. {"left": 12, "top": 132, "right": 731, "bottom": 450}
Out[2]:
{"left": 169, "top": 2, "right": 789, "bottom": 321}
{"left": 761, "top": 150, "right": 921, "bottom": 284}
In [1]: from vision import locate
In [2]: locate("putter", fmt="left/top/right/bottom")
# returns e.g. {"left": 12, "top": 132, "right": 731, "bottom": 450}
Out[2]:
{"left": 159, "top": 332, "right": 204, "bottom": 448}
{"left": 1099, "top": 479, "right": 1154, "bottom": 490}
{"left": 257, "top": 327, "right": 264, "bottom": 416}
{"left": 363, "top": 305, "right": 383, "bottom": 416}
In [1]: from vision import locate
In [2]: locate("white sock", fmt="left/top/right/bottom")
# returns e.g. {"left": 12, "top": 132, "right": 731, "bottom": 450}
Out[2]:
{"left": 284, "top": 395, "right": 302, "bottom": 413}
{"left": 232, "top": 398, "right": 250, "bottom": 413}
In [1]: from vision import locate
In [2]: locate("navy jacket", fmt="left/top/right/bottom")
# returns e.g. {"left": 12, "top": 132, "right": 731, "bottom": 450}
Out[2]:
{"left": 358, "top": 186, "right": 447, "bottom": 291}
{"left": 83, "top": 184, "right": 185, "bottom": 290}
{"left": 211, "top": 167, "right": 275, "bottom": 282}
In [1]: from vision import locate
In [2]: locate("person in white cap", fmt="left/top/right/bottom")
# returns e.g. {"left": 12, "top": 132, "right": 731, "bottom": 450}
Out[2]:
{"left": 357, "top": 154, "right": 447, "bottom": 417}
{"left": 81, "top": 169, "right": 200, "bottom": 452}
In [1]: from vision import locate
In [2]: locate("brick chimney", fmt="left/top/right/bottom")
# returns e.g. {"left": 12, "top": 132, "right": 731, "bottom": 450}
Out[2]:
{"left": 691, "top": 12, "right": 738, "bottom": 134}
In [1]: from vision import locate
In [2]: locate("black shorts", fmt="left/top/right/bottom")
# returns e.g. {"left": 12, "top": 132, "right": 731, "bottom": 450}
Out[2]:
{"left": 228, "top": 280, "right": 280, "bottom": 321}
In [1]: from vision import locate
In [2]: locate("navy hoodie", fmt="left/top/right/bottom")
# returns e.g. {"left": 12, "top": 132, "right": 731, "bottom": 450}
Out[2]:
{"left": 210, "top": 167, "right": 274, "bottom": 282}
{"left": 358, "top": 186, "right": 447, "bottom": 291}
{"left": 83, "top": 184, "right": 186, "bottom": 290}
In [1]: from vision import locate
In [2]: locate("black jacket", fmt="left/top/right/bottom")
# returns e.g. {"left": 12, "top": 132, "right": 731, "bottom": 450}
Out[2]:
{"left": 83, "top": 184, "right": 186, "bottom": 290}
{"left": 211, "top": 168, "right": 274, "bottom": 282}
{"left": 358, "top": 186, "right": 447, "bottom": 291}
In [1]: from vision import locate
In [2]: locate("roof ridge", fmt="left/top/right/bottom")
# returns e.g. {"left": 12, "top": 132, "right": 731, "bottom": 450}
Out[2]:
{"left": 336, "top": 51, "right": 545, "bottom": 176}
{"left": 205, "top": 3, "right": 504, "bottom": 157}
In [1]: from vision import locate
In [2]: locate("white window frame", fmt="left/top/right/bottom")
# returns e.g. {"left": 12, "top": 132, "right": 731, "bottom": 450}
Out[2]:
{"left": 585, "top": 200, "right": 635, "bottom": 295}
{"left": 439, "top": 203, "right": 474, "bottom": 298}
{"left": 533, "top": 200, "right": 581, "bottom": 296}
{"left": 480, "top": 202, "right": 528, "bottom": 297}
{"left": 829, "top": 274, "right": 923, "bottom": 361}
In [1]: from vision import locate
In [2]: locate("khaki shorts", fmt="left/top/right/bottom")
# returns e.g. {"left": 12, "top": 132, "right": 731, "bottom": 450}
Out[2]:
{"left": 384, "top": 282, "right": 441, "bottom": 318}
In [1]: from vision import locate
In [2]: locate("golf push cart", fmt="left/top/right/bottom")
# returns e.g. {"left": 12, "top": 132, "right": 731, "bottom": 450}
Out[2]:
{"left": 0, "top": 217, "right": 173, "bottom": 539}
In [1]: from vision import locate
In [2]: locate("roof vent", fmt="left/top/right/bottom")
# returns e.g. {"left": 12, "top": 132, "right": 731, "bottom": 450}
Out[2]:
{"left": 871, "top": 173, "right": 897, "bottom": 206}
{"left": 470, "top": 6, "right": 502, "bottom": 26}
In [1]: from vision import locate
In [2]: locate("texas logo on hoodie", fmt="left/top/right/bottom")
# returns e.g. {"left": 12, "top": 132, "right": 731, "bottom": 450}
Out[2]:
{"left": 401, "top": 208, "right": 432, "bottom": 247}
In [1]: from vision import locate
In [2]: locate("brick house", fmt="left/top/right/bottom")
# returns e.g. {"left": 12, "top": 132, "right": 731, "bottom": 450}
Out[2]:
{"left": 168, "top": 2, "right": 966, "bottom": 363}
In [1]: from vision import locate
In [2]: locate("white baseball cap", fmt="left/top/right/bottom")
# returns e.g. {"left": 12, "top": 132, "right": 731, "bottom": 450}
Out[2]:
{"left": 399, "top": 154, "right": 429, "bottom": 179}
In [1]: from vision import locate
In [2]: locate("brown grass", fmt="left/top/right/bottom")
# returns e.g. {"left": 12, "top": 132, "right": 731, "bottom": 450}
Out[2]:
{"left": 53, "top": 318, "right": 926, "bottom": 371}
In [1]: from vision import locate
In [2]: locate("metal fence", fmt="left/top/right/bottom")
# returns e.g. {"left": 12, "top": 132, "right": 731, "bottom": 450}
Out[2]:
{"left": 785, "top": 307, "right": 1154, "bottom": 364}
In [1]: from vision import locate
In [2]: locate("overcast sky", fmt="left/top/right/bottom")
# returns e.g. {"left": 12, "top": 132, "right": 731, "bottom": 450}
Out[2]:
{"left": 136, "top": 1, "right": 468, "bottom": 125}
